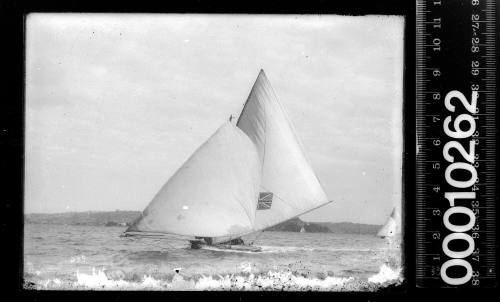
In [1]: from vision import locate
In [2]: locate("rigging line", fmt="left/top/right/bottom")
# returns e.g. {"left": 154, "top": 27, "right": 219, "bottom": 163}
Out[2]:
{"left": 237, "top": 192, "right": 255, "bottom": 227}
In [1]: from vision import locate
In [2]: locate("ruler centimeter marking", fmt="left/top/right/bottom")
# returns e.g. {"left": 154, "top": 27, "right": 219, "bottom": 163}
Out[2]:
{"left": 416, "top": 0, "right": 496, "bottom": 287}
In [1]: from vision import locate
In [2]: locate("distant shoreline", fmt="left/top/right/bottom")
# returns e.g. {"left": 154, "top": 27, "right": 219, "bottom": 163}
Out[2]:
{"left": 25, "top": 211, "right": 382, "bottom": 235}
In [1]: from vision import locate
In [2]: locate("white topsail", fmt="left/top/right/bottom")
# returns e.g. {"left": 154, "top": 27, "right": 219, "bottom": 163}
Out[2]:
{"left": 126, "top": 122, "right": 261, "bottom": 238}
{"left": 237, "top": 70, "right": 331, "bottom": 231}
{"left": 377, "top": 207, "right": 401, "bottom": 238}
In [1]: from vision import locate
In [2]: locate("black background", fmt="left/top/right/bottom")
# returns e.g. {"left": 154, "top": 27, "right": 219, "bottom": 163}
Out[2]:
{"left": 1, "top": 0, "right": 498, "bottom": 301}
{"left": 415, "top": 0, "right": 498, "bottom": 289}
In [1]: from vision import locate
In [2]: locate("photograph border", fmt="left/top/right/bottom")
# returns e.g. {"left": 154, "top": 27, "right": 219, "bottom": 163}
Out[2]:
{"left": 3, "top": 0, "right": 426, "bottom": 301}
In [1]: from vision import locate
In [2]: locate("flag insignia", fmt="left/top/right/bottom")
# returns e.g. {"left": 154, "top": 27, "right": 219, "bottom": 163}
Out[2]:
{"left": 257, "top": 192, "right": 273, "bottom": 210}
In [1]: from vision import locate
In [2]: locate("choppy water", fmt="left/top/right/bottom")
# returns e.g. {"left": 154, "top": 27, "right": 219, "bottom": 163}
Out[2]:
{"left": 24, "top": 224, "right": 402, "bottom": 291}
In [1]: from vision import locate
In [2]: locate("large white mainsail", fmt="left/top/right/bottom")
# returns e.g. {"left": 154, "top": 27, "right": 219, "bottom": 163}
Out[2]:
{"left": 237, "top": 70, "right": 331, "bottom": 231}
{"left": 377, "top": 207, "right": 401, "bottom": 238}
{"left": 125, "top": 122, "right": 261, "bottom": 238}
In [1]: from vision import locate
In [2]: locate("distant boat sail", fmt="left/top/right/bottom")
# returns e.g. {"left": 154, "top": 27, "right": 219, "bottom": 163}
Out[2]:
{"left": 376, "top": 207, "right": 401, "bottom": 238}
{"left": 124, "top": 70, "right": 331, "bottom": 251}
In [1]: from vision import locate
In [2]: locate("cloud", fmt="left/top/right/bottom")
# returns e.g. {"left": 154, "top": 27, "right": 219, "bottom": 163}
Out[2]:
{"left": 25, "top": 14, "right": 403, "bottom": 224}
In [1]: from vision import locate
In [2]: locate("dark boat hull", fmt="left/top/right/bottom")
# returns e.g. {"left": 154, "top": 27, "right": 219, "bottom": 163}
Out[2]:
{"left": 189, "top": 240, "right": 262, "bottom": 252}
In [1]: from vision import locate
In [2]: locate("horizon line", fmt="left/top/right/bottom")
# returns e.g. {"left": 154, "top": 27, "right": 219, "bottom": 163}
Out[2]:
{"left": 24, "top": 210, "right": 383, "bottom": 225}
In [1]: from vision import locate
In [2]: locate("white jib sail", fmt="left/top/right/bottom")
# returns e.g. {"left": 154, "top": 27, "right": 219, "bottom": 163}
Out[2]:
{"left": 237, "top": 70, "right": 330, "bottom": 231}
{"left": 377, "top": 207, "right": 401, "bottom": 238}
{"left": 126, "top": 122, "right": 261, "bottom": 238}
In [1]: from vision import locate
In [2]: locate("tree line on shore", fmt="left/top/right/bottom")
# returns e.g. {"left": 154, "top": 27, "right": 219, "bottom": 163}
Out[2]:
{"left": 25, "top": 211, "right": 381, "bottom": 234}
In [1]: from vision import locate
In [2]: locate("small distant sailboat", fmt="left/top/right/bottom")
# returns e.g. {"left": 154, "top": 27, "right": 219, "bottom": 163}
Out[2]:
{"left": 124, "top": 70, "right": 332, "bottom": 252}
{"left": 377, "top": 207, "right": 401, "bottom": 238}
{"left": 300, "top": 226, "right": 306, "bottom": 233}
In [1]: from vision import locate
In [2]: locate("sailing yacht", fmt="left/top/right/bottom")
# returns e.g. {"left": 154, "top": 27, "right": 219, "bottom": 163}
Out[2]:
{"left": 376, "top": 207, "right": 401, "bottom": 238}
{"left": 124, "top": 70, "right": 331, "bottom": 252}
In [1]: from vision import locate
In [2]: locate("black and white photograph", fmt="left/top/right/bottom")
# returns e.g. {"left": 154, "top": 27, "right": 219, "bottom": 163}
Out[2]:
{"left": 24, "top": 13, "right": 404, "bottom": 291}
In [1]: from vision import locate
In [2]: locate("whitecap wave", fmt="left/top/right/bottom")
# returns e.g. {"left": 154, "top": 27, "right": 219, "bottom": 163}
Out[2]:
{"left": 194, "top": 271, "right": 354, "bottom": 290}
{"left": 27, "top": 264, "right": 403, "bottom": 291}
{"left": 76, "top": 269, "right": 131, "bottom": 289}
{"left": 56, "top": 269, "right": 354, "bottom": 290}
{"left": 367, "top": 264, "right": 402, "bottom": 285}
{"left": 69, "top": 255, "right": 87, "bottom": 264}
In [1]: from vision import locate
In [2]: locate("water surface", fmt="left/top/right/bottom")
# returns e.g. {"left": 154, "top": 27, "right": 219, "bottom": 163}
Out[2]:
{"left": 24, "top": 224, "right": 402, "bottom": 290}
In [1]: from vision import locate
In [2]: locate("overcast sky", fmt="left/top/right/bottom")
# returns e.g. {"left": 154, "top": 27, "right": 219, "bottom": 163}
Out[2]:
{"left": 25, "top": 14, "right": 404, "bottom": 224}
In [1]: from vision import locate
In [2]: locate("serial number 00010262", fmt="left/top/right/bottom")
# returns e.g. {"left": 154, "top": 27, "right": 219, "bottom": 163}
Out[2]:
{"left": 415, "top": 0, "right": 496, "bottom": 287}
